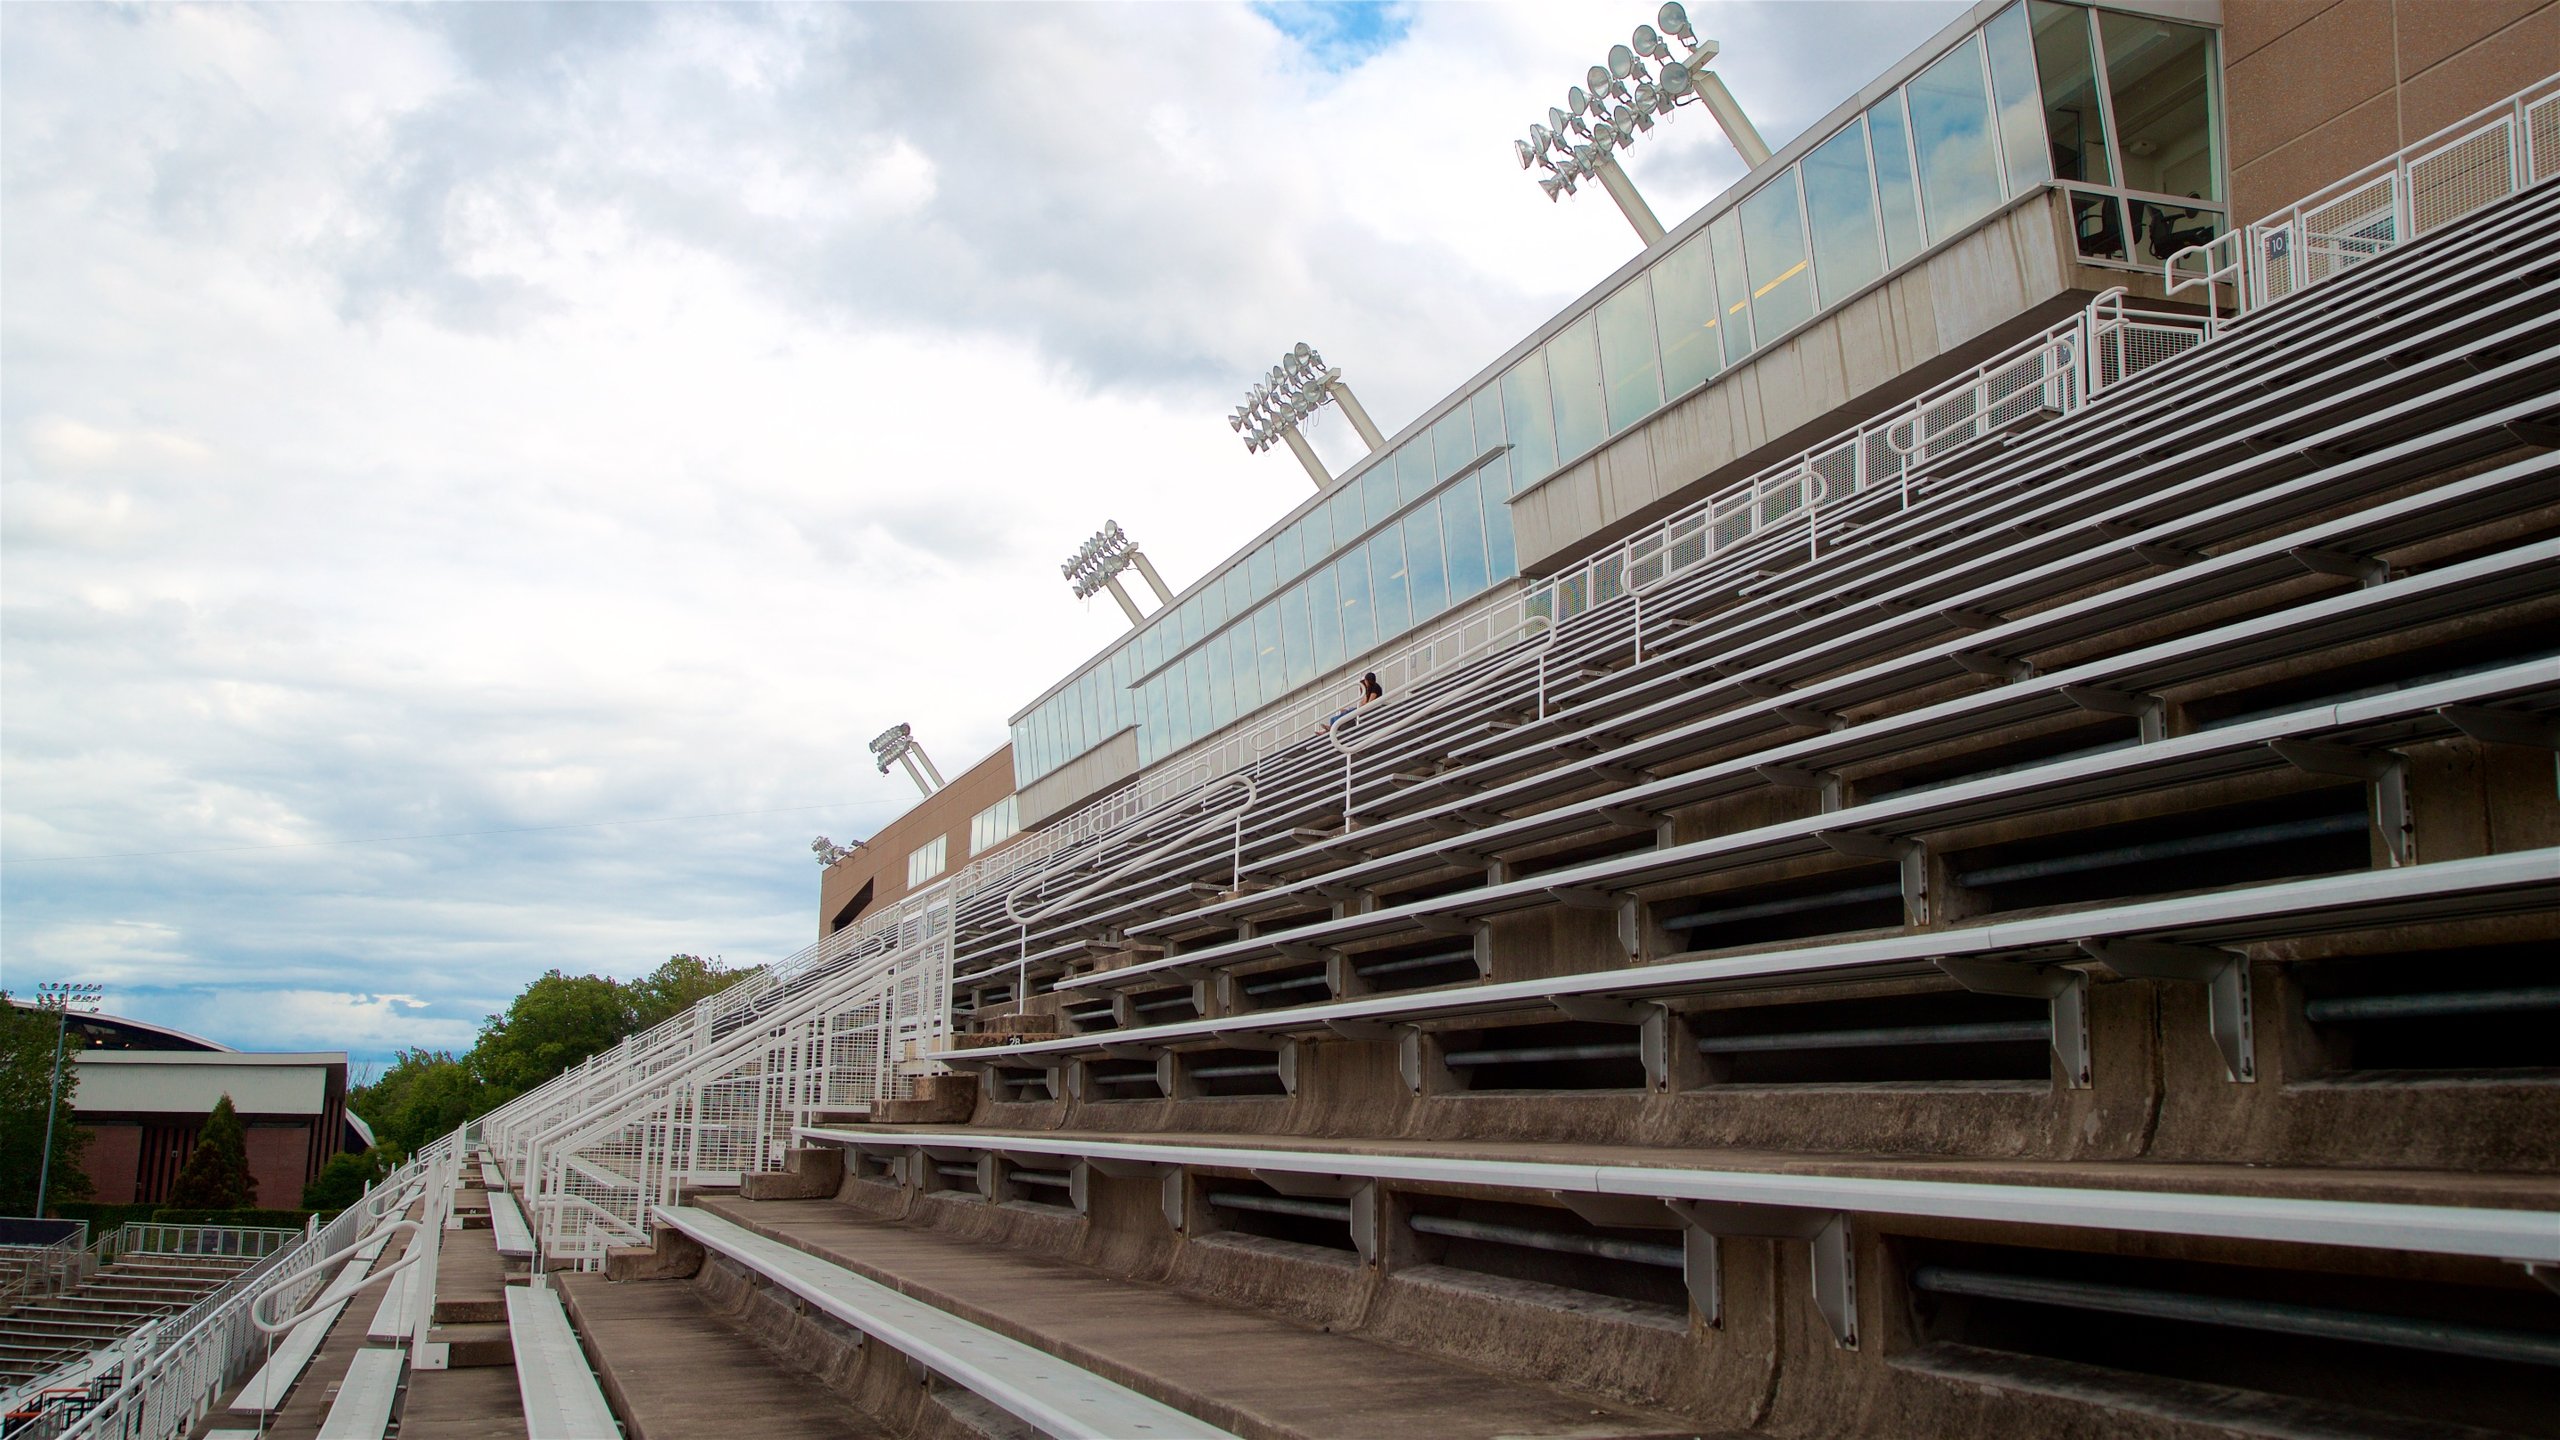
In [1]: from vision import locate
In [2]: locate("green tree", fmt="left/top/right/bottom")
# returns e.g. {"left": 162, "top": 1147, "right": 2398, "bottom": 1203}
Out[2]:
{"left": 471, "top": 970, "right": 634, "bottom": 1095}
{"left": 168, "top": 1094, "right": 256, "bottom": 1209}
{"left": 0, "top": 994, "right": 94, "bottom": 1215}
{"left": 350, "top": 1049, "right": 486, "bottom": 1156}
{"left": 625, "top": 954, "right": 759, "bottom": 1032}
{"left": 302, "top": 1146, "right": 398, "bottom": 1213}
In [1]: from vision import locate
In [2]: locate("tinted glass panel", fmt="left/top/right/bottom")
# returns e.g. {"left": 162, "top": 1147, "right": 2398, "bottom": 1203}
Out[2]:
{"left": 1279, "top": 584, "right": 1314, "bottom": 690}
{"left": 1866, "top": 91, "right": 1926, "bottom": 266}
{"left": 1441, "top": 472, "right": 1490, "bottom": 602}
{"left": 1470, "top": 385, "right": 1505, "bottom": 457}
{"left": 1274, "top": 522, "right": 1303, "bottom": 583}
{"left": 1397, "top": 440, "right": 1435, "bottom": 507}
{"left": 1707, "top": 210, "right": 1755, "bottom": 365}
{"left": 1499, "top": 350, "right": 1559, "bottom": 482}
{"left": 1304, "top": 563, "right": 1343, "bottom": 675}
{"left": 1299, "top": 500, "right": 1333, "bottom": 565}
{"left": 1223, "top": 624, "right": 1256, "bottom": 717}
{"left": 1367, "top": 527, "right": 1411, "bottom": 638}
{"left": 1596, "top": 277, "right": 1664, "bottom": 433}
{"left": 1804, "top": 120, "right": 1885, "bottom": 302}
{"left": 1652, "top": 230, "right": 1725, "bottom": 397}
{"left": 1254, "top": 606, "right": 1285, "bottom": 704}
{"left": 1430, "top": 404, "right": 1475, "bottom": 482}
{"left": 1335, "top": 548, "right": 1375, "bottom": 656}
{"left": 1246, "top": 544, "right": 1275, "bottom": 602}
{"left": 1908, "top": 35, "right": 2003, "bottom": 241}
{"left": 1546, "top": 314, "right": 1608, "bottom": 462}
{"left": 2101, "top": 10, "right": 2221, "bottom": 264}
{"left": 1364, "top": 463, "right": 1400, "bottom": 529}
{"left": 1739, "top": 171, "right": 1816, "bottom": 339}
{"left": 1985, "top": 3, "right": 2052, "bottom": 195}
{"left": 2032, "top": 2, "right": 2108, "bottom": 185}
{"left": 1402, "top": 503, "right": 1448, "bottom": 622}
{"left": 1322, "top": 486, "right": 1362, "bottom": 555}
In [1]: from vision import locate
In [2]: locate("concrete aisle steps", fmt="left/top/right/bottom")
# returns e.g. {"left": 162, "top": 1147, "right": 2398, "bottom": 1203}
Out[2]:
{"left": 689, "top": 1194, "right": 1713, "bottom": 1440}
{"left": 558, "top": 1269, "right": 890, "bottom": 1440}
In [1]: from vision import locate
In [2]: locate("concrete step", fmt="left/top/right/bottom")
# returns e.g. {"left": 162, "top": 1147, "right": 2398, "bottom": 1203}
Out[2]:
{"left": 695, "top": 1195, "right": 1701, "bottom": 1440}
{"left": 560, "top": 1271, "right": 892, "bottom": 1440}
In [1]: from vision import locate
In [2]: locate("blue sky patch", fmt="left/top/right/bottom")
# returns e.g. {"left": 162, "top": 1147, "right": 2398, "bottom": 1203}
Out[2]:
{"left": 1253, "top": 1, "right": 1414, "bottom": 72}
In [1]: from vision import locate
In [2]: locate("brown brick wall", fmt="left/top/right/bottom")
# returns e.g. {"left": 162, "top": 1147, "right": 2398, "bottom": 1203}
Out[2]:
{"left": 817, "top": 744, "right": 1023, "bottom": 935}
{"left": 2224, "top": 0, "right": 2558, "bottom": 219}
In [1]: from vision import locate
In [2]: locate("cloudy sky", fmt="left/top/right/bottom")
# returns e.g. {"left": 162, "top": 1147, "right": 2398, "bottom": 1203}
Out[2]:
{"left": 2, "top": 0, "right": 1965, "bottom": 1067}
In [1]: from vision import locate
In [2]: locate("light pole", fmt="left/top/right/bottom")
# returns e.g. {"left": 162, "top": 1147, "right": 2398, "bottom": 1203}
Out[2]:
{"left": 869, "top": 724, "right": 945, "bottom": 798}
{"left": 1062, "top": 520, "right": 1174, "bottom": 627}
{"left": 33, "top": 981, "right": 103, "bottom": 1219}
{"left": 1230, "top": 342, "right": 1386, "bottom": 488}
{"left": 1516, "top": 2, "right": 1773, "bottom": 247}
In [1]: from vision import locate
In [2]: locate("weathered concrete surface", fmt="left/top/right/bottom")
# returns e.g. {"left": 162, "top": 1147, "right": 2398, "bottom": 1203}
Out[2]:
{"left": 605, "top": 1227, "right": 703, "bottom": 1283}
{"left": 697, "top": 1194, "right": 1709, "bottom": 1440}
{"left": 739, "top": 1145, "right": 846, "bottom": 1200}
{"left": 558, "top": 1270, "right": 887, "bottom": 1440}
{"left": 397, "top": 1363, "right": 529, "bottom": 1440}
{"left": 433, "top": 1223, "right": 511, "bottom": 1326}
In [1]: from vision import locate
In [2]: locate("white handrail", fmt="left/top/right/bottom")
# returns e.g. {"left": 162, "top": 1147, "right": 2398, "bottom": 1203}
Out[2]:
{"left": 248, "top": 1221, "right": 422, "bottom": 1335}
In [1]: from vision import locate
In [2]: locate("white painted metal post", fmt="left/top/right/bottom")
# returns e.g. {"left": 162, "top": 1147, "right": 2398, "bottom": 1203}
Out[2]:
{"left": 1129, "top": 551, "right": 1176, "bottom": 607}
{"left": 1591, "top": 154, "right": 1668, "bottom": 245}
{"left": 1281, "top": 428, "right": 1331, "bottom": 487}
{"left": 1101, "top": 574, "right": 1146, "bottom": 626}
{"left": 1692, "top": 69, "right": 1772, "bottom": 167}
{"left": 1325, "top": 380, "right": 1389, "bottom": 452}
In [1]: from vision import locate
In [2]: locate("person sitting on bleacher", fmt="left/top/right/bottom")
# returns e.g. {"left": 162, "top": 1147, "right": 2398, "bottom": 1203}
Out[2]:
{"left": 1323, "top": 672, "right": 1383, "bottom": 732}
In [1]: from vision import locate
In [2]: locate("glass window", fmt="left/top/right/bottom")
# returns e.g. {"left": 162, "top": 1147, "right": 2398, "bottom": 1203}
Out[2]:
{"left": 1183, "top": 651, "right": 1211, "bottom": 743}
{"left": 1275, "top": 522, "right": 1304, "bottom": 583}
{"left": 1596, "top": 277, "right": 1665, "bottom": 433}
{"left": 1396, "top": 440, "right": 1435, "bottom": 507}
{"left": 1364, "top": 464, "right": 1400, "bottom": 530}
{"left": 906, "top": 834, "right": 946, "bottom": 888}
{"left": 1545, "top": 315, "right": 1608, "bottom": 463}
{"left": 1206, "top": 636, "right": 1236, "bottom": 730}
{"left": 968, "top": 795, "right": 1019, "bottom": 855}
{"left": 1176, "top": 596, "right": 1201, "bottom": 652}
{"left": 1335, "top": 546, "right": 1375, "bottom": 657}
{"left": 1740, "top": 170, "right": 1816, "bottom": 340}
{"left": 1279, "top": 584, "right": 1315, "bottom": 690}
{"left": 1222, "top": 566, "right": 1250, "bottom": 621}
{"left": 1320, "top": 486, "right": 1360, "bottom": 555}
{"left": 1441, "top": 472, "right": 1490, "bottom": 602}
{"left": 1366, "top": 527, "right": 1411, "bottom": 640}
{"left": 1230, "top": 623, "right": 1264, "bottom": 716}
{"left": 1804, "top": 120, "right": 1886, "bottom": 302}
{"left": 1470, "top": 385, "right": 1505, "bottom": 458}
{"left": 2033, "top": 2, "right": 2108, "bottom": 185}
{"left": 1866, "top": 91, "right": 1927, "bottom": 266}
{"left": 1305, "top": 563, "right": 1343, "bottom": 675}
{"left": 1985, "top": 2, "right": 2051, "bottom": 196}
{"left": 1498, "top": 350, "right": 1559, "bottom": 482}
{"left": 1430, "top": 404, "right": 1475, "bottom": 482}
{"left": 1246, "top": 545, "right": 1275, "bottom": 602}
{"left": 1253, "top": 605, "right": 1285, "bottom": 705}
{"left": 2099, "top": 11, "right": 2222, "bottom": 259}
{"left": 1908, "top": 34, "right": 2004, "bottom": 242}
{"left": 1142, "top": 676, "right": 1168, "bottom": 759}
{"left": 1707, "top": 210, "right": 1755, "bottom": 365}
{"left": 1652, "top": 230, "right": 1725, "bottom": 398}
{"left": 1403, "top": 503, "right": 1448, "bottom": 622}
{"left": 1485, "top": 484, "right": 1518, "bottom": 581}
{"left": 1299, "top": 502, "right": 1333, "bottom": 567}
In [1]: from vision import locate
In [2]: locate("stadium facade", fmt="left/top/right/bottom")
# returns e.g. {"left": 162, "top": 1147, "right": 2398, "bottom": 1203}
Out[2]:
{"left": 22, "top": 3, "right": 2559, "bottom": 1438}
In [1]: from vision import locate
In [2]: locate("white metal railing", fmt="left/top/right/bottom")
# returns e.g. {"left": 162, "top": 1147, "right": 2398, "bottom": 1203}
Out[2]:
{"left": 39, "top": 1142, "right": 451, "bottom": 1440}
{"left": 2168, "top": 74, "right": 2560, "bottom": 328}
{"left": 0, "top": 1223, "right": 91, "bottom": 1306}
{"left": 89, "top": 1223, "right": 300, "bottom": 1269}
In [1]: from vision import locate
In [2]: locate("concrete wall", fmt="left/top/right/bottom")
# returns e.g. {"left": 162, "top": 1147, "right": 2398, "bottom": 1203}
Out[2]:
{"left": 1509, "top": 189, "right": 2174, "bottom": 580}
{"left": 2223, "top": 0, "right": 2559, "bottom": 220}
{"left": 818, "top": 744, "right": 1023, "bottom": 935}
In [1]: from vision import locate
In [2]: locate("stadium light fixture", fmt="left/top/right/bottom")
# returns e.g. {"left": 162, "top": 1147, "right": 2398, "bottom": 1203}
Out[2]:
{"left": 1061, "top": 519, "right": 1175, "bottom": 627}
{"left": 33, "top": 981, "right": 104, "bottom": 1219}
{"left": 868, "top": 723, "right": 946, "bottom": 798}
{"left": 1516, "top": 2, "right": 1773, "bottom": 245}
{"left": 811, "top": 835, "right": 864, "bottom": 867}
{"left": 1228, "top": 341, "right": 1386, "bottom": 488}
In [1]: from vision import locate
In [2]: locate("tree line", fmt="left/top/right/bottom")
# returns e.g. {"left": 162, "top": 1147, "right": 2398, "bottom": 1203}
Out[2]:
{"left": 349, "top": 953, "right": 758, "bottom": 1157}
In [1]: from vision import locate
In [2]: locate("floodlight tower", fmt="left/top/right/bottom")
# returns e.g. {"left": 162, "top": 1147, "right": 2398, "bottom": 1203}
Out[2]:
{"left": 869, "top": 723, "right": 945, "bottom": 798}
{"left": 1229, "top": 342, "right": 1386, "bottom": 488}
{"left": 1061, "top": 520, "right": 1174, "bottom": 627}
{"left": 1515, "top": 2, "right": 1773, "bottom": 246}
{"left": 33, "top": 981, "right": 103, "bottom": 1219}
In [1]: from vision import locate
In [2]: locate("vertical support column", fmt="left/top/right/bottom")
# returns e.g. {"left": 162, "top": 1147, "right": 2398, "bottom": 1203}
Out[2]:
{"left": 1590, "top": 154, "right": 1668, "bottom": 245}
{"left": 1324, "top": 380, "right": 1388, "bottom": 453}
{"left": 1101, "top": 574, "right": 1146, "bottom": 626}
{"left": 1281, "top": 428, "right": 1332, "bottom": 488}
{"left": 1128, "top": 550, "right": 1176, "bottom": 607}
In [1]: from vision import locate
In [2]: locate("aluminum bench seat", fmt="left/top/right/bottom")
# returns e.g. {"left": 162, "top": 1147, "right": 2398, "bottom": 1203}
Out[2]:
{"left": 314, "top": 1346, "right": 402, "bottom": 1440}
{"left": 942, "top": 849, "right": 2558, "bottom": 1075}
{"left": 652, "top": 1204, "right": 1244, "bottom": 1440}
{"left": 505, "top": 1280, "right": 620, "bottom": 1440}
{"left": 231, "top": 1224, "right": 399, "bottom": 1413}
{"left": 1069, "top": 663, "right": 2560, "bottom": 994}
{"left": 488, "top": 1186, "right": 537, "bottom": 1259}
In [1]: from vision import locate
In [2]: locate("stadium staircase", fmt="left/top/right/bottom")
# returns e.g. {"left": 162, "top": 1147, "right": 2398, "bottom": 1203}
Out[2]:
{"left": 29, "top": 77, "right": 2560, "bottom": 1440}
